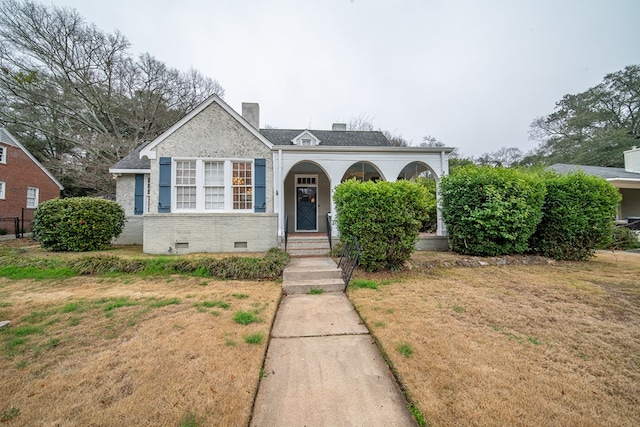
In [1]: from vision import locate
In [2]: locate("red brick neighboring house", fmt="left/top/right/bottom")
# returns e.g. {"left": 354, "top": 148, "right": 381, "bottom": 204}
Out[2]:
{"left": 0, "top": 128, "right": 63, "bottom": 233}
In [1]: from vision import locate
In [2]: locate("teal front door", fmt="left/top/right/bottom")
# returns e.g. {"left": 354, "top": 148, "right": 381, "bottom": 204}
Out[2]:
{"left": 296, "top": 187, "right": 317, "bottom": 231}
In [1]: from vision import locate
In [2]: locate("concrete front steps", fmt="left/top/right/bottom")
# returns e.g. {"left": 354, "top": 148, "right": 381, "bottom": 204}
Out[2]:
{"left": 283, "top": 233, "right": 331, "bottom": 257}
{"left": 282, "top": 257, "right": 345, "bottom": 294}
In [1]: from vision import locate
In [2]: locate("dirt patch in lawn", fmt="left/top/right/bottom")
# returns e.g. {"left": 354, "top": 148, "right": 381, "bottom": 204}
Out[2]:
{"left": 349, "top": 251, "right": 640, "bottom": 427}
{"left": 0, "top": 274, "right": 281, "bottom": 426}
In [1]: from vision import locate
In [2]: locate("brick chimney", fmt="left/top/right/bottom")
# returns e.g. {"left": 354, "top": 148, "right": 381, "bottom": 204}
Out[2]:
{"left": 624, "top": 146, "right": 640, "bottom": 173}
{"left": 242, "top": 103, "right": 260, "bottom": 129}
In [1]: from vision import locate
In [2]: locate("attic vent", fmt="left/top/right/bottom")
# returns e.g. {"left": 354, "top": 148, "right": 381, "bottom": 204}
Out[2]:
{"left": 175, "top": 242, "right": 189, "bottom": 249}
{"left": 234, "top": 241, "right": 248, "bottom": 249}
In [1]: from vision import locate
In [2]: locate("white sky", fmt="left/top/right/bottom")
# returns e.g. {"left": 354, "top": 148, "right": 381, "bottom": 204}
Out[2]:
{"left": 50, "top": 0, "right": 640, "bottom": 157}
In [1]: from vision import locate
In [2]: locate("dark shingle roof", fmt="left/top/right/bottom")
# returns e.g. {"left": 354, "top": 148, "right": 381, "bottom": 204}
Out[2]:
{"left": 260, "top": 129, "right": 391, "bottom": 147}
{"left": 111, "top": 141, "right": 151, "bottom": 171}
{"left": 548, "top": 164, "right": 640, "bottom": 180}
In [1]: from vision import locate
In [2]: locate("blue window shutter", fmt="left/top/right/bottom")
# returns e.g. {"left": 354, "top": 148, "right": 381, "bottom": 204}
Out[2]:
{"left": 254, "top": 158, "right": 266, "bottom": 213}
{"left": 158, "top": 157, "right": 171, "bottom": 213}
{"left": 134, "top": 174, "right": 144, "bottom": 215}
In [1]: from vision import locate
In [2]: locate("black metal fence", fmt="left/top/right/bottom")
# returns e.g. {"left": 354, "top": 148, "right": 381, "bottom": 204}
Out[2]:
{"left": 0, "top": 208, "right": 35, "bottom": 238}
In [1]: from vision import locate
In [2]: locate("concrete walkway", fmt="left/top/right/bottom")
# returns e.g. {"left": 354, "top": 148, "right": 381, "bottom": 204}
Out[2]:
{"left": 250, "top": 257, "right": 416, "bottom": 426}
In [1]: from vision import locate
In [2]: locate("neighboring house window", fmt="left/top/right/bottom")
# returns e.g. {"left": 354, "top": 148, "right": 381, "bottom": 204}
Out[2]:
{"left": 0, "top": 146, "right": 6, "bottom": 164}
{"left": 232, "top": 161, "right": 252, "bottom": 210}
{"left": 0, "top": 181, "right": 5, "bottom": 199}
{"left": 175, "top": 160, "right": 196, "bottom": 209}
{"left": 172, "top": 159, "right": 255, "bottom": 212}
{"left": 26, "top": 187, "right": 39, "bottom": 208}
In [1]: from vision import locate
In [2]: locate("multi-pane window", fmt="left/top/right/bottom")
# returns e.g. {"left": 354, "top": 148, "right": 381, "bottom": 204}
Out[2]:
{"left": 175, "top": 160, "right": 196, "bottom": 209}
{"left": 0, "top": 181, "right": 5, "bottom": 199}
{"left": 204, "top": 161, "right": 225, "bottom": 210}
{"left": 173, "top": 159, "right": 254, "bottom": 212}
{"left": 0, "top": 146, "right": 6, "bottom": 164}
{"left": 26, "top": 187, "right": 39, "bottom": 208}
{"left": 232, "top": 162, "right": 252, "bottom": 210}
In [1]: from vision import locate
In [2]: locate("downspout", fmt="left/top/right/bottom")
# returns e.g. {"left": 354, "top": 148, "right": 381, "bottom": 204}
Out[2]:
{"left": 278, "top": 149, "right": 284, "bottom": 238}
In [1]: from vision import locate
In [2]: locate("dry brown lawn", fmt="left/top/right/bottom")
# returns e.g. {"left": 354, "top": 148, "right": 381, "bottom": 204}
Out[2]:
{"left": 0, "top": 251, "right": 281, "bottom": 426}
{"left": 349, "top": 251, "right": 640, "bottom": 427}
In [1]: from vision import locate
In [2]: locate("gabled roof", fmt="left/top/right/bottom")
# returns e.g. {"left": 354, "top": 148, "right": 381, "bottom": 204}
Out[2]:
{"left": 260, "top": 129, "right": 391, "bottom": 147}
{"left": 548, "top": 163, "right": 640, "bottom": 180}
{"left": 139, "top": 94, "right": 273, "bottom": 160}
{"left": 109, "top": 140, "right": 152, "bottom": 173}
{"left": 0, "top": 128, "right": 64, "bottom": 190}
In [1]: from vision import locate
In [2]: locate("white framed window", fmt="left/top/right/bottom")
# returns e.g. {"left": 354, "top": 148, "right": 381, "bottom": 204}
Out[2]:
{"left": 175, "top": 160, "right": 196, "bottom": 209}
{"left": 0, "top": 181, "right": 5, "bottom": 199}
{"left": 232, "top": 161, "right": 252, "bottom": 210}
{"left": 0, "top": 146, "right": 6, "bottom": 164}
{"left": 26, "top": 187, "right": 39, "bottom": 208}
{"left": 204, "top": 161, "right": 225, "bottom": 210}
{"left": 173, "top": 159, "right": 254, "bottom": 212}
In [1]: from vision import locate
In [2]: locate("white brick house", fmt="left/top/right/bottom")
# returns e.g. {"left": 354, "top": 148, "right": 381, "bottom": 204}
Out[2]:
{"left": 110, "top": 95, "right": 452, "bottom": 254}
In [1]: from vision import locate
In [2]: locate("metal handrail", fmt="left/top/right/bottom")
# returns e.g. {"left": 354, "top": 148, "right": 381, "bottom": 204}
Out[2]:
{"left": 326, "top": 213, "right": 332, "bottom": 251}
{"left": 284, "top": 214, "right": 289, "bottom": 252}
{"left": 338, "top": 236, "right": 361, "bottom": 291}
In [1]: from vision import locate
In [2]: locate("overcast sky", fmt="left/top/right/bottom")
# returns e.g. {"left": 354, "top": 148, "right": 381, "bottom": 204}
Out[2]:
{"left": 50, "top": 0, "right": 640, "bottom": 157}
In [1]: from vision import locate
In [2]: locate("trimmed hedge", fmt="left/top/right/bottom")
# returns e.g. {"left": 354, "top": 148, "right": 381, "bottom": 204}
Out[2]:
{"left": 530, "top": 171, "right": 621, "bottom": 260}
{"left": 333, "top": 179, "right": 428, "bottom": 271}
{"left": 33, "top": 197, "right": 125, "bottom": 252}
{"left": 440, "top": 166, "right": 546, "bottom": 256}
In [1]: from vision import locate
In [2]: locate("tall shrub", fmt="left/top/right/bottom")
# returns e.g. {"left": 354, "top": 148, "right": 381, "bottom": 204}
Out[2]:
{"left": 415, "top": 177, "right": 438, "bottom": 232}
{"left": 440, "top": 166, "right": 546, "bottom": 256}
{"left": 333, "top": 179, "right": 428, "bottom": 271}
{"left": 530, "top": 171, "right": 621, "bottom": 260}
{"left": 33, "top": 197, "right": 125, "bottom": 251}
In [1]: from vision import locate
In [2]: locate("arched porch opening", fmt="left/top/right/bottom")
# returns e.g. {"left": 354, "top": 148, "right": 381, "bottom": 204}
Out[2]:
{"left": 398, "top": 161, "right": 438, "bottom": 233}
{"left": 283, "top": 161, "right": 331, "bottom": 233}
{"left": 341, "top": 161, "right": 385, "bottom": 182}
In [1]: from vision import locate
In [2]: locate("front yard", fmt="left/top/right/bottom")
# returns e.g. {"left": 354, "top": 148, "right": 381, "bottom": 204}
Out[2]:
{"left": 2, "top": 240, "right": 639, "bottom": 426}
{"left": 0, "top": 243, "right": 281, "bottom": 426}
{"left": 349, "top": 251, "right": 640, "bottom": 426}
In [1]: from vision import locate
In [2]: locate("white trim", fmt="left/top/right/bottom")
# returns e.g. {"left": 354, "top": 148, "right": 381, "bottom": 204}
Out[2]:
{"left": 140, "top": 95, "right": 273, "bottom": 159}
{"left": 0, "top": 181, "right": 5, "bottom": 199}
{"left": 109, "top": 168, "right": 150, "bottom": 175}
{"left": 294, "top": 174, "right": 318, "bottom": 232}
{"left": 0, "top": 146, "right": 6, "bottom": 164}
{"left": 0, "top": 128, "right": 64, "bottom": 190}
{"left": 291, "top": 130, "right": 321, "bottom": 146}
{"left": 171, "top": 158, "right": 255, "bottom": 213}
{"left": 26, "top": 187, "right": 39, "bottom": 209}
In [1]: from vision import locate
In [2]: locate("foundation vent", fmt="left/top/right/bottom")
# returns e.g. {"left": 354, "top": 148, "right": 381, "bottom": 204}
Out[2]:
{"left": 234, "top": 242, "right": 248, "bottom": 249}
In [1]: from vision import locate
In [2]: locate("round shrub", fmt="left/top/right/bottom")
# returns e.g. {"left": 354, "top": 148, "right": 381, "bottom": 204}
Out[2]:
{"left": 530, "top": 171, "right": 621, "bottom": 260}
{"left": 33, "top": 197, "right": 125, "bottom": 251}
{"left": 333, "top": 179, "right": 428, "bottom": 271}
{"left": 440, "top": 166, "right": 546, "bottom": 256}
{"left": 605, "top": 225, "right": 640, "bottom": 251}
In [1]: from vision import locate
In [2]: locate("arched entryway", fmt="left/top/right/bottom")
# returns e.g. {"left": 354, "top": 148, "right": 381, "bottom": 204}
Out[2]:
{"left": 397, "top": 161, "right": 437, "bottom": 180}
{"left": 341, "top": 161, "right": 385, "bottom": 182}
{"left": 284, "top": 161, "right": 331, "bottom": 233}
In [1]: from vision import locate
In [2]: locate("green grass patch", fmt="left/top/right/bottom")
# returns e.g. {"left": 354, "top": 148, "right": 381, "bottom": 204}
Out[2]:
{"left": 225, "top": 338, "right": 237, "bottom": 347}
{"left": 178, "top": 411, "right": 201, "bottom": 427}
{"left": 309, "top": 288, "right": 324, "bottom": 295}
{"left": 0, "top": 265, "right": 76, "bottom": 280}
{"left": 0, "top": 407, "right": 20, "bottom": 423}
{"left": 527, "top": 335, "right": 542, "bottom": 345}
{"left": 408, "top": 403, "right": 427, "bottom": 427}
{"left": 233, "top": 311, "right": 261, "bottom": 325}
{"left": 62, "top": 302, "right": 84, "bottom": 313}
{"left": 201, "top": 300, "right": 230, "bottom": 309}
{"left": 148, "top": 298, "right": 181, "bottom": 308}
{"left": 101, "top": 297, "right": 139, "bottom": 312}
{"left": 244, "top": 332, "right": 264, "bottom": 344}
{"left": 6, "top": 325, "right": 43, "bottom": 337}
{"left": 232, "top": 293, "right": 249, "bottom": 299}
{"left": 452, "top": 305, "right": 464, "bottom": 314}
{"left": 373, "top": 321, "right": 387, "bottom": 327}
{"left": 397, "top": 342, "right": 413, "bottom": 358}
{"left": 350, "top": 279, "right": 379, "bottom": 290}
